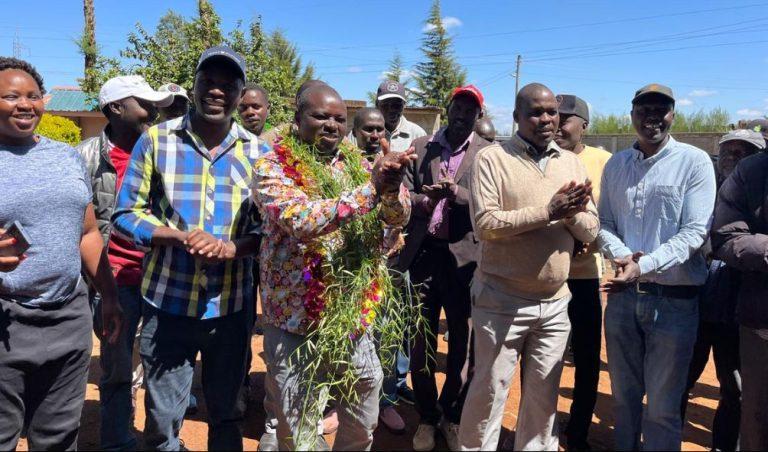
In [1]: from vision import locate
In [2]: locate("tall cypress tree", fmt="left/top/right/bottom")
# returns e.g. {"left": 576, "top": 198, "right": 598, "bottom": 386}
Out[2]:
{"left": 413, "top": 0, "right": 467, "bottom": 114}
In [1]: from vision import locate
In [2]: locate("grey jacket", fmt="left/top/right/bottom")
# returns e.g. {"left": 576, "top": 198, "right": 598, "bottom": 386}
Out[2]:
{"left": 75, "top": 128, "right": 117, "bottom": 245}
{"left": 711, "top": 152, "right": 768, "bottom": 329}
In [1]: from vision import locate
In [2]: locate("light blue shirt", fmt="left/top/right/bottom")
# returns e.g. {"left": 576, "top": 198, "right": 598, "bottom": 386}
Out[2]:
{"left": 597, "top": 136, "right": 716, "bottom": 286}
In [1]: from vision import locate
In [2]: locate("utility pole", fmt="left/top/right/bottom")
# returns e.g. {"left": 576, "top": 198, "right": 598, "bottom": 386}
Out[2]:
{"left": 512, "top": 54, "right": 521, "bottom": 134}
{"left": 13, "top": 28, "right": 28, "bottom": 59}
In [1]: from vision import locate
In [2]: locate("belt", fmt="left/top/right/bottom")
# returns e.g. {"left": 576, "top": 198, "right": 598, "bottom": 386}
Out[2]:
{"left": 636, "top": 282, "right": 699, "bottom": 299}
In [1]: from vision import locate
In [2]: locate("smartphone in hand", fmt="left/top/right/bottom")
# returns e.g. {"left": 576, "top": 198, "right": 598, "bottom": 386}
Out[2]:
{"left": 0, "top": 221, "right": 32, "bottom": 257}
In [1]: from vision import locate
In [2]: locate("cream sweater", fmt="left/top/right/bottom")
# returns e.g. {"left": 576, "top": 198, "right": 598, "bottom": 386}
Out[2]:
{"left": 470, "top": 135, "right": 600, "bottom": 301}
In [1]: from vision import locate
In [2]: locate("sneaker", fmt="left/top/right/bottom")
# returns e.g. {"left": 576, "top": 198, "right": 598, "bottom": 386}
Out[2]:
{"left": 322, "top": 408, "right": 339, "bottom": 435}
{"left": 257, "top": 432, "right": 278, "bottom": 451}
{"left": 440, "top": 419, "right": 460, "bottom": 451}
{"left": 413, "top": 423, "right": 437, "bottom": 451}
{"left": 379, "top": 406, "right": 406, "bottom": 433}
{"left": 397, "top": 386, "right": 416, "bottom": 405}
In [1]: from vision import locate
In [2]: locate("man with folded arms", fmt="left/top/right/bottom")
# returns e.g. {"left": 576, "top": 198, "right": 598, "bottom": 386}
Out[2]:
{"left": 459, "top": 83, "right": 599, "bottom": 451}
{"left": 598, "top": 84, "right": 716, "bottom": 450}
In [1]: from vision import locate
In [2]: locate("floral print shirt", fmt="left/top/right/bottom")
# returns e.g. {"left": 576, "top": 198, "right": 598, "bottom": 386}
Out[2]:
{"left": 252, "top": 149, "right": 411, "bottom": 335}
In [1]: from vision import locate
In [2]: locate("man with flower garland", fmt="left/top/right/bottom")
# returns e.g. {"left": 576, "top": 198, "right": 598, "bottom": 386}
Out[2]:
{"left": 252, "top": 83, "right": 415, "bottom": 450}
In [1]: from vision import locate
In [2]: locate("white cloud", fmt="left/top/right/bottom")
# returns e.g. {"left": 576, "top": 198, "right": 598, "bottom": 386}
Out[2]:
{"left": 347, "top": 66, "right": 363, "bottom": 73}
{"left": 737, "top": 108, "right": 763, "bottom": 117}
{"left": 485, "top": 103, "right": 515, "bottom": 135}
{"left": 377, "top": 69, "right": 415, "bottom": 81}
{"left": 423, "top": 16, "right": 462, "bottom": 32}
{"left": 688, "top": 89, "right": 717, "bottom": 97}
{"left": 677, "top": 98, "right": 694, "bottom": 106}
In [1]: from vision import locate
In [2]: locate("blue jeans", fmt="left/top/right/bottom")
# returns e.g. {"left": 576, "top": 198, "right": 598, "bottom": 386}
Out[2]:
{"left": 92, "top": 285, "right": 143, "bottom": 451}
{"left": 140, "top": 304, "right": 249, "bottom": 451}
{"left": 605, "top": 288, "right": 698, "bottom": 451}
{"left": 381, "top": 347, "right": 410, "bottom": 407}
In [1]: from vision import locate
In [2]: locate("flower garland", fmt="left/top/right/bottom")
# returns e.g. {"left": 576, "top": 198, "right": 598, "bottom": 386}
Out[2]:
{"left": 273, "top": 133, "right": 384, "bottom": 334}
{"left": 270, "top": 130, "right": 424, "bottom": 449}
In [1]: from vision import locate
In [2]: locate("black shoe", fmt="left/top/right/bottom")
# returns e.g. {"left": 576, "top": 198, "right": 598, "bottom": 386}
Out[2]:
{"left": 397, "top": 386, "right": 416, "bottom": 405}
{"left": 257, "top": 432, "right": 278, "bottom": 451}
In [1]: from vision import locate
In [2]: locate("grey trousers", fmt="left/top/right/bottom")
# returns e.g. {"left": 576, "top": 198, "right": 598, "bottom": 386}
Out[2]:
{"left": 459, "top": 282, "right": 571, "bottom": 451}
{"left": 740, "top": 326, "right": 768, "bottom": 451}
{"left": 263, "top": 325, "right": 382, "bottom": 451}
{"left": 0, "top": 282, "right": 92, "bottom": 451}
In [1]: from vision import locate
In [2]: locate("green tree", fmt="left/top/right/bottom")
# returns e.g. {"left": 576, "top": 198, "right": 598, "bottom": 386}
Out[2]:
{"left": 78, "top": 1, "right": 314, "bottom": 123}
{"left": 36, "top": 114, "right": 82, "bottom": 145}
{"left": 412, "top": 0, "right": 466, "bottom": 114}
{"left": 589, "top": 108, "right": 730, "bottom": 134}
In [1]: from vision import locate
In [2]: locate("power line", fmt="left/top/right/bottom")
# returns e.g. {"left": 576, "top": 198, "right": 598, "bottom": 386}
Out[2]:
{"left": 299, "top": 2, "right": 768, "bottom": 55}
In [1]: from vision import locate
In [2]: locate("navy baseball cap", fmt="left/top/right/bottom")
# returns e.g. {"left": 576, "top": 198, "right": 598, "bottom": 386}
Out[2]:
{"left": 196, "top": 45, "right": 247, "bottom": 82}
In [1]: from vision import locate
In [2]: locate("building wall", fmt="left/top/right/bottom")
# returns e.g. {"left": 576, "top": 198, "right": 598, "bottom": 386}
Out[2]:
{"left": 582, "top": 132, "right": 724, "bottom": 155}
{"left": 498, "top": 132, "right": 726, "bottom": 155}
{"left": 79, "top": 116, "right": 108, "bottom": 139}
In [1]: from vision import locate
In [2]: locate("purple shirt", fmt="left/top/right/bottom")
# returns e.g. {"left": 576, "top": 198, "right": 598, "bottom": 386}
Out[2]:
{"left": 422, "top": 129, "right": 474, "bottom": 239}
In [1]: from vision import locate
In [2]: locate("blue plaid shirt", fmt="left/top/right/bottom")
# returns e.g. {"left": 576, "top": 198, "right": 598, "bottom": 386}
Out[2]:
{"left": 112, "top": 115, "right": 268, "bottom": 319}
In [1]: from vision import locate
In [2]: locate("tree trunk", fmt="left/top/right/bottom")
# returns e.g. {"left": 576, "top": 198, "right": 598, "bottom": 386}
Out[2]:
{"left": 83, "top": 0, "right": 96, "bottom": 70}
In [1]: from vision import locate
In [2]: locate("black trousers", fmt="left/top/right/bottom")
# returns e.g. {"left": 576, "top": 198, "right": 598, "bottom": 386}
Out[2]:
{"left": 0, "top": 282, "right": 92, "bottom": 451}
{"left": 564, "top": 278, "right": 602, "bottom": 446}
{"left": 682, "top": 320, "right": 741, "bottom": 451}
{"left": 409, "top": 239, "right": 475, "bottom": 425}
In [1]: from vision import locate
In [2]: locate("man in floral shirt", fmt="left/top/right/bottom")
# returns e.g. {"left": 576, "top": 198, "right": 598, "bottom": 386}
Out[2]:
{"left": 252, "top": 84, "right": 414, "bottom": 450}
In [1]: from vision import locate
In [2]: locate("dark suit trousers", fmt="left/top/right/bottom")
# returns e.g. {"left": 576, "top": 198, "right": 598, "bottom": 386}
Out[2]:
{"left": 565, "top": 278, "right": 602, "bottom": 445}
{"left": 409, "top": 238, "right": 475, "bottom": 425}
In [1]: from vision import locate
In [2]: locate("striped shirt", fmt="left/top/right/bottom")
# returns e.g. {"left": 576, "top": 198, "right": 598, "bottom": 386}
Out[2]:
{"left": 112, "top": 115, "right": 267, "bottom": 319}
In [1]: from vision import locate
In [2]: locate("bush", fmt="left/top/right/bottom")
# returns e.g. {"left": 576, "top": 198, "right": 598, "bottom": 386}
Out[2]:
{"left": 36, "top": 113, "right": 82, "bottom": 146}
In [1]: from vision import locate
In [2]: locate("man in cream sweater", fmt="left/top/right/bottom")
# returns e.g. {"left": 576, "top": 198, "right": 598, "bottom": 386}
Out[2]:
{"left": 458, "top": 83, "right": 600, "bottom": 451}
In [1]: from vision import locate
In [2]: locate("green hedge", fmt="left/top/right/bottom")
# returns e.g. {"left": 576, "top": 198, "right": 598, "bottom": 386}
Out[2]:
{"left": 36, "top": 113, "right": 82, "bottom": 146}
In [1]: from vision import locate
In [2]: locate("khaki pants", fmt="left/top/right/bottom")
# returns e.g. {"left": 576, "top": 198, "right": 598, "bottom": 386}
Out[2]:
{"left": 459, "top": 282, "right": 571, "bottom": 451}
{"left": 263, "top": 325, "right": 382, "bottom": 451}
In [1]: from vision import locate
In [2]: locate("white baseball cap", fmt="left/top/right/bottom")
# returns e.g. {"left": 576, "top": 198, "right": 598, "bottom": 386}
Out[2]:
{"left": 98, "top": 75, "right": 174, "bottom": 109}
{"left": 158, "top": 83, "right": 190, "bottom": 101}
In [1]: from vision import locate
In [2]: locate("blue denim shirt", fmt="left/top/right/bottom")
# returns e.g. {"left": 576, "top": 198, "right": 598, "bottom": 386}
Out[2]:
{"left": 597, "top": 136, "right": 716, "bottom": 286}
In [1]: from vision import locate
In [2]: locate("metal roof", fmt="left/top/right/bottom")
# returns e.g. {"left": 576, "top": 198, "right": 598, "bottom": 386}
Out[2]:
{"left": 45, "top": 87, "right": 96, "bottom": 112}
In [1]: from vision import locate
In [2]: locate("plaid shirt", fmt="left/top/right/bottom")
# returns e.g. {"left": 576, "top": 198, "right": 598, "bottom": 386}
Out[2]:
{"left": 112, "top": 115, "right": 267, "bottom": 319}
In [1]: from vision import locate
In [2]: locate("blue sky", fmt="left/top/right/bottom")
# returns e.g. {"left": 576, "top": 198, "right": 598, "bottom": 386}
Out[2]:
{"left": 3, "top": 0, "right": 768, "bottom": 133}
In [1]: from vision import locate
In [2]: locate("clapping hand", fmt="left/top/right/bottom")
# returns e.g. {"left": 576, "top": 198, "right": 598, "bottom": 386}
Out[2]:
{"left": 601, "top": 252, "right": 644, "bottom": 293}
{"left": 547, "top": 180, "right": 593, "bottom": 221}
{"left": 372, "top": 138, "right": 417, "bottom": 194}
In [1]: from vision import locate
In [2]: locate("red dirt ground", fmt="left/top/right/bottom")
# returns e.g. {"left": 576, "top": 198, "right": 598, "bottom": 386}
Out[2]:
{"left": 17, "top": 305, "right": 720, "bottom": 451}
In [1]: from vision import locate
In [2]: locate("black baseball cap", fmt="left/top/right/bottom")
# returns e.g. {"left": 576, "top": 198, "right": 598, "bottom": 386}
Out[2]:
{"left": 632, "top": 83, "right": 674, "bottom": 104}
{"left": 376, "top": 80, "right": 406, "bottom": 102}
{"left": 556, "top": 94, "right": 589, "bottom": 122}
{"left": 196, "top": 45, "right": 247, "bottom": 82}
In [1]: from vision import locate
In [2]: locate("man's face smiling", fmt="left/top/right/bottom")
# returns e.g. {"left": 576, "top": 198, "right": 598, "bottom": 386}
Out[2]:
{"left": 631, "top": 94, "right": 674, "bottom": 145}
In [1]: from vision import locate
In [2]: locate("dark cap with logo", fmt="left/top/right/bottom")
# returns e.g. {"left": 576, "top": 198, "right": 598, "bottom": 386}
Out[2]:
{"left": 196, "top": 45, "right": 247, "bottom": 82}
{"left": 377, "top": 80, "right": 406, "bottom": 102}
{"left": 632, "top": 83, "right": 675, "bottom": 104}
{"left": 556, "top": 94, "right": 589, "bottom": 122}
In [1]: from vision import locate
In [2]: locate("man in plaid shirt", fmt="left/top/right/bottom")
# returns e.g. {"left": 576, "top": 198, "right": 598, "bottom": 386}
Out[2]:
{"left": 112, "top": 46, "right": 264, "bottom": 451}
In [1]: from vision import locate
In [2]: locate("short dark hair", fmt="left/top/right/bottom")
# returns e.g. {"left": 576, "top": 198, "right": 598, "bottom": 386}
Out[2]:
{"left": 296, "top": 84, "right": 341, "bottom": 115}
{"left": 243, "top": 82, "right": 269, "bottom": 105}
{"left": 353, "top": 107, "right": 383, "bottom": 131}
{"left": 0, "top": 57, "right": 45, "bottom": 94}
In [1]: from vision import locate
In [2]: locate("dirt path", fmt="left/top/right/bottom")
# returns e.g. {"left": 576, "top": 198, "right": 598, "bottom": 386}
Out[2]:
{"left": 17, "top": 310, "right": 719, "bottom": 451}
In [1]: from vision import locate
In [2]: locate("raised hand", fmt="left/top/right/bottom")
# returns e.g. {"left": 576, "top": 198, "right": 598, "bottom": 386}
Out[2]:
{"left": 372, "top": 138, "right": 417, "bottom": 194}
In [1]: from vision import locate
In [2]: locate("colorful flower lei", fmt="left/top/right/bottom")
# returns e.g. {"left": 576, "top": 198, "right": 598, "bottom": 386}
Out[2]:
{"left": 270, "top": 130, "right": 424, "bottom": 449}
{"left": 273, "top": 133, "right": 384, "bottom": 334}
